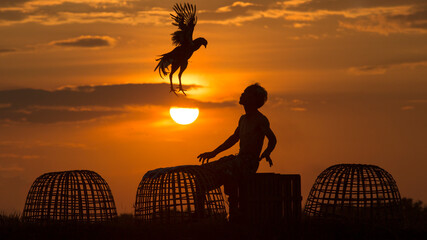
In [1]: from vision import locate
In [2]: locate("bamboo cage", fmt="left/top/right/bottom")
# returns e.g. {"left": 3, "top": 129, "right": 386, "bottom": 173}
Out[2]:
{"left": 304, "top": 164, "right": 402, "bottom": 223}
{"left": 134, "top": 165, "right": 227, "bottom": 223}
{"left": 23, "top": 170, "right": 117, "bottom": 223}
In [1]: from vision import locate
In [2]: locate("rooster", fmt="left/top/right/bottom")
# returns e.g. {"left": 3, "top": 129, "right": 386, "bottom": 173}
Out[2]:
{"left": 154, "top": 3, "right": 207, "bottom": 95}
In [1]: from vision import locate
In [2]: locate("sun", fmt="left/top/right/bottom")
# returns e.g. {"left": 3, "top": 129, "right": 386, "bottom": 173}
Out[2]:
{"left": 169, "top": 107, "right": 199, "bottom": 125}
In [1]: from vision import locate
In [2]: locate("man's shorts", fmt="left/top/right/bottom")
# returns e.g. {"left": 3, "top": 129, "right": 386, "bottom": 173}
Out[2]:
{"left": 201, "top": 154, "right": 259, "bottom": 188}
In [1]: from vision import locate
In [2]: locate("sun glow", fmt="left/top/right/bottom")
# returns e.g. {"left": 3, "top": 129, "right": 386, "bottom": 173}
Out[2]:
{"left": 169, "top": 107, "right": 199, "bottom": 125}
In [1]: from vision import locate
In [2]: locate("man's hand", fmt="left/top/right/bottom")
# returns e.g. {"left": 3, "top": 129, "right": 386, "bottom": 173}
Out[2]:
{"left": 260, "top": 152, "right": 273, "bottom": 167}
{"left": 197, "top": 151, "right": 217, "bottom": 164}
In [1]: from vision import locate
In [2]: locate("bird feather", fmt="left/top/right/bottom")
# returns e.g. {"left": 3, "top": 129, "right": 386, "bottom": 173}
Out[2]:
{"left": 170, "top": 3, "right": 197, "bottom": 46}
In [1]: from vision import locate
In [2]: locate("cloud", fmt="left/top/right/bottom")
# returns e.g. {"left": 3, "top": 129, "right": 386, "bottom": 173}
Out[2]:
{"left": 0, "top": 83, "right": 234, "bottom": 123}
{"left": 339, "top": 9, "right": 427, "bottom": 35}
{"left": 19, "top": 108, "right": 123, "bottom": 123}
{"left": 200, "top": 0, "right": 427, "bottom": 36}
{"left": 0, "top": 9, "right": 27, "bottom": 21}
{"left": 290, "top": 107, "right": 307, "bottom": 112}
{"left": 33, "top": 141, "right": 88, "bottom": 149}
{"left": 201, "top": 1, "right": 416, "bottom": 26}
{"left": 400, "top": 99, "right": 427, "bottom": 111}
{"left": 0, "top": 0, "right": 31, "bottom": 8}
{"left": 348, "top": 60, "right": 427, "bottom": 75}
{"left": 348, "top": 65, "right": 388, "bottom": 75}
{"left": 407, "top": 99, "right": 427, "bottom": 104}
{"left": 286, "top": 0, "right": 427, "bottom": 11}
{"left": 0, "top": 48, "right": 16, "bottom": 54}
{"left": 216, "top": 2, "right": 258, "bottom": 13}
{"left": 49, "top": 35, "right": 116, "bottom": 48}
{"left": 0, "top": 166, "right": 24, "bottom": 172}
{"left": 269, "top": 97, "right": 309, "bottom": 111}
{"left": 0, "top": 140, "right": 88, "bottom": 149}
{"left": 289, "top": 34, "right": 329, "bottom": 40}
{"left": 0, "top": 1, "right": 171, "bottom": 26}
{"left": 281, "top": 0, "right": 312, "bottom": 8}
{"left": 0, "top": 141, "right": 23, "bottom": 146}
{"left": 0, "top": 0, "right": 425, "bottom": 37}
{"left": 293, "top": 22, "right": 310, "bottom": 28}
{"left": 401, "top": 106, "right": 415, "bottom": 111}
{"left": 0, "top": 153, "right": 39, "bottom": 159}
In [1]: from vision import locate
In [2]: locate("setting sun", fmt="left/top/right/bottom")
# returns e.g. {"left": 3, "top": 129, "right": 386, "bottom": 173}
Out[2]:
{"left": 169, "top": 107, "right": 199, "bottom": 125}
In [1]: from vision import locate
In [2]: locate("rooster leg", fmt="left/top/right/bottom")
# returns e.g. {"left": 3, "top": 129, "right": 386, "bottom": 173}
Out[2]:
{"left": 178, "top": 62, "right": 188, "bottom": 95}
{"left": 169, "top": 64, "right": 179, "bottom": 95}
{"left": 169, "top": 77, "right": 177, "bottom": 95}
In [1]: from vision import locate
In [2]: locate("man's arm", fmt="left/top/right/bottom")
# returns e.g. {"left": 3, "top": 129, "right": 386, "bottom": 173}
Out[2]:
{"left": 260, "top": 120, "right": 277, "bottom": 167}
{"left": 198, "top": 127, "right": 239, "bottom": 164}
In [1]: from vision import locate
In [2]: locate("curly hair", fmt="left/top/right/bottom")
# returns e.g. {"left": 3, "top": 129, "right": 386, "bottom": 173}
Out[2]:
{"left": 244, "top": 83, "right": 268, "bottom": 109}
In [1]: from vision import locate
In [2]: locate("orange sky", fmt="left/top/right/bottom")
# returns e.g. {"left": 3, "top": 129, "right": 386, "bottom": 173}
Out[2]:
{"left": 0, "top": 0, "right": 426, "bottom": 214}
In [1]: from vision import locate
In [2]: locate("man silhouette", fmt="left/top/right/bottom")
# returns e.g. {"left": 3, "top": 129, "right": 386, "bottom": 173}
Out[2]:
{"left": 198, "top": 83, "right": 277, "bottom": 220}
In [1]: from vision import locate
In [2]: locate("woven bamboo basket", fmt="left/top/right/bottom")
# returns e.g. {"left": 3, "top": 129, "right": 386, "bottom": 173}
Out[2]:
{"left": 134, "top": 165, "right": 227, "bottom": 223}
{"left": 23, "top": 170, "right": 117, "bottom": 223}
{"left": 304, "top": 164, "right": 402, "bottom": 223}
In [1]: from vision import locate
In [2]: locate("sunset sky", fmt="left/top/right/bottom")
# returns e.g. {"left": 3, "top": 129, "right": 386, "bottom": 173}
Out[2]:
{"left": 0, "top": 0, "right": 426, "bottom": 214}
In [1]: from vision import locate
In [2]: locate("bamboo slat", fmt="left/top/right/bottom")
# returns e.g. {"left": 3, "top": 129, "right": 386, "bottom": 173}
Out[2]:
{"left": 303, "top": 164, "right": 402, "bottom": 224}
{"left": 23, "top": 170, "right": 117, "bottom": 223}
{"left": 134, "top": 165, "right": 227, "bottom": 223}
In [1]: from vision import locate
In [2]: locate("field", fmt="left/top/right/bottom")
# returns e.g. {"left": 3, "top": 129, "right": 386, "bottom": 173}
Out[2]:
{"left": 1, "top": 213, "right": 426, "bottom": 240}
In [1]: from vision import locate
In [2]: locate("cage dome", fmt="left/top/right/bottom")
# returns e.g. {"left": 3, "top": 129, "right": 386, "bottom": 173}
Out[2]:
{"left": 135, "top": 165, "right": 226, "bottom": 223}
{"left": 23, "top": 170, "right": 117, "bottom": 223}
{"left": 304, "top": 164, "right": 402, "bottom": 223}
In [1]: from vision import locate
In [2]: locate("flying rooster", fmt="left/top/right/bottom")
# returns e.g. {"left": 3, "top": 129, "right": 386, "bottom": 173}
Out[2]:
{"left": 154, "top": 3, "right": 207, "bottom": 95}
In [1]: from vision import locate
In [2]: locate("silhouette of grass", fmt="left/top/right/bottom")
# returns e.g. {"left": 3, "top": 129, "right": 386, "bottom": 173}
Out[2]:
{"left": 0, "top": 214, "right": 239, "bottom": 240}
{"left": 301, "top": 197, "right": 427, "bottom": 240}
{"left": 1, "top": 198, "right": 426, "bottom": 240}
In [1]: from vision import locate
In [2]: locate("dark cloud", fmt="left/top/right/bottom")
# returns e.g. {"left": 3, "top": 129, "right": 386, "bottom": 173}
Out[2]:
{"left": 0, "top": 83, "right": 235, "bottom": 123}
{"left": 199, "top": 0, "right": 427, "bottom": 34}
{"left": 0, "top": 1, "right": 170, "bottom": 26}
{"left": 389, "top": 7, "right": 427, "bottom": 29}
{"left": 21, "top": 109, "right": 123, "bottom": 124}
{"left": 0, "top": 48, "right": 16, "bottom": 54}
{"left": 0, "top": 10, "right": 27, "bottom": 21}
{"left": 34, "top": 2, "right": 102, "bottom": 15}
{"left": 348, "top": 60, "right": 427, "bottom": 75}
{"left": 338, "top": 3, "right": 427, "bottom": 34}
{"left": 348, "top": 64, "right": 388, "bottom": 75}
{"left": 286, "top": 0, "right": 427, "bottom": 33}
{"left": 0, "top": 0, "right": 31, "bottom": 7}
{"left": 50, "top": 36, "right": 116, "bottom": 48}
{"left": 1, "top": 0, "right": 425, "bottom": 34}
{"left": 289, "top": 0, "right": 426, "bottom": 11}
{"left": 200, "top": 2, "right": 263, "bottom": 21}
{"left": 31, "top": 1, "right": 143, "bottom": 16}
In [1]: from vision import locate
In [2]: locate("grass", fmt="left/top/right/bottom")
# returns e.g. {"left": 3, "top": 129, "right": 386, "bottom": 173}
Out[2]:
{"left": 0, "top": 214, "right": 254, "bottom": 240}
{"left": 2, "top": 199, "right": 427, "bottom": 240}
{"left": 0, "top": 214, "right": 426, "bottom": 240}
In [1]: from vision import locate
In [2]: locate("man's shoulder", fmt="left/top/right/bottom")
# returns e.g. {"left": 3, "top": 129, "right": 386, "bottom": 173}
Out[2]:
{"left": 256, "top": 111, "right": 269, "bottom": 122}
{"left": 239, "top": 112, "right": 269, "bottom": 124}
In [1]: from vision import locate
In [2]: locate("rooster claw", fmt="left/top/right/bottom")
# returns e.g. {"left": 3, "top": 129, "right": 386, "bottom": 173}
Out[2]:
{"left": 170, "top": 88, "right": 178, "bottom": 96}
{"left": 178, "top": 88, "right": 186, "bottom": 96}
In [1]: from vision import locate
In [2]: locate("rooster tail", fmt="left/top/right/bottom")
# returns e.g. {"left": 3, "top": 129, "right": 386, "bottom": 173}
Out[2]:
{"left": 154, "top": 55, "right": 171, "bottom": 78}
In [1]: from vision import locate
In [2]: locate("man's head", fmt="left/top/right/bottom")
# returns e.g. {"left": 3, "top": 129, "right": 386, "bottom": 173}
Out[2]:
{"left": 239, "top": 83, "right": 268, "bottom": 109}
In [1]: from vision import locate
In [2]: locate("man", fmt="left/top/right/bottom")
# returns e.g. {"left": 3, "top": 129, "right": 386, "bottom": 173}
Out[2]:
{"left": 198, "top": 83, "right": 277, "bottom": 220}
